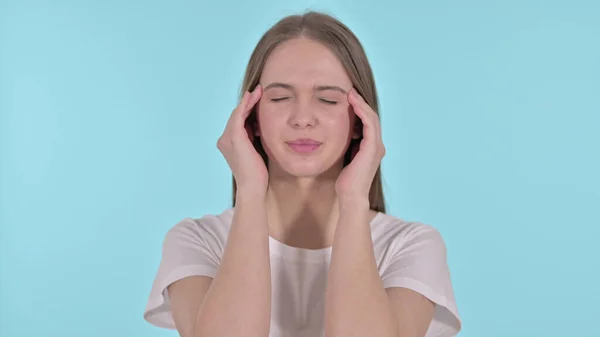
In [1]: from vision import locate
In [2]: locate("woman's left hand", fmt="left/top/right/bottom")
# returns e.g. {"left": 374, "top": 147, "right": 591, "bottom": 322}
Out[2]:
{"left": 335, "top": 88, "right": 386, "bottom": 203}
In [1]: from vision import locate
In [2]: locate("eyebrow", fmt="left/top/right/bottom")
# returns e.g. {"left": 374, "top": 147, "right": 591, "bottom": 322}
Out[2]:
{"left": 263, "top": 82, "right": 348, "bottom": 94}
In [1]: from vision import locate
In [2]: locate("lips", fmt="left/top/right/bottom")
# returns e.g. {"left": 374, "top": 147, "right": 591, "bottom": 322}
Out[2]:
{"left": 286, "top": 138, "right": 322, "bottom": 154}
{"left": 287, "top": 138, "right": 322, "bottom": 145}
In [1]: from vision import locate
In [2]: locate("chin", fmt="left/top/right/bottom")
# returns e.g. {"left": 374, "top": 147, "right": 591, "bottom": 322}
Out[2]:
{"left": 263, "top": 142, "right": 347, "bottom": 179}
{"left": 283, "top": 165, "right": 328, "bottom": 178}
{"left": 270, "top": 153, "right": 345, "bottom": 179}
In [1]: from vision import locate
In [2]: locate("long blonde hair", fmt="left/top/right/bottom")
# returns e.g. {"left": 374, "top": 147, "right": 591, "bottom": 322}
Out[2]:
{"left": 232, "top": 11, "right": 385, "bottom": 213}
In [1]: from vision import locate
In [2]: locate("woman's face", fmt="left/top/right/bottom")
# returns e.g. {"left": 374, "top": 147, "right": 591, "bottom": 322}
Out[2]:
{"left": 256, "top": 37, "right": 358, "bottom": 179}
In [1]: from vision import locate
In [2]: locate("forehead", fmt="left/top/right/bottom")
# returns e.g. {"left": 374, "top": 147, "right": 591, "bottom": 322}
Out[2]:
{"left": 260, "top": 38, "right": 352, "bottom": 88}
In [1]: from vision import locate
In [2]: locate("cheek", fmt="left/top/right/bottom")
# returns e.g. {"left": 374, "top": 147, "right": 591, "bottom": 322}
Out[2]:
{"left": 257, "top": 108, "right": 285, "bottom": 140}
{"left": 323, "top": 108, "right": 354, "bottom": 139}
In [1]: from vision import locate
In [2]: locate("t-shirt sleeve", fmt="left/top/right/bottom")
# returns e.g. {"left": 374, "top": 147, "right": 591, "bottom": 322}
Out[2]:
{"left": 143, "top": 218, "right": 221, "bottom": 329}
{"left": 380, "top": 224, "right": 462, "bottom": 337}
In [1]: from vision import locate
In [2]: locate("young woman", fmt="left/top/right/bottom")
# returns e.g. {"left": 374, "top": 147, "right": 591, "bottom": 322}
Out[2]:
{"left": 144, "top": 11, "right": 462, "bottom": 337}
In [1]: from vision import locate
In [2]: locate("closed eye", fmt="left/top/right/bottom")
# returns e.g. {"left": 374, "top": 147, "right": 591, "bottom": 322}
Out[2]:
{"left": 271, "top": 97, "right": 290, "bottom": 102}
{"left": 319, "top": 98, "right": 337, "bottom": 105}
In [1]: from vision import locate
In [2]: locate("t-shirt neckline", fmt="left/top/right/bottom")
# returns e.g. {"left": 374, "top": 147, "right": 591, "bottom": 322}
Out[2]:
{"left": 266, "top": 211, "right": 384, "bottom": 263}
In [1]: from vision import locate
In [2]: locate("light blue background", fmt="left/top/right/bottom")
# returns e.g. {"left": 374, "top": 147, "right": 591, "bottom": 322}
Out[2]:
{"left": 1, "top": 1, "right": 598, "bottom": 336}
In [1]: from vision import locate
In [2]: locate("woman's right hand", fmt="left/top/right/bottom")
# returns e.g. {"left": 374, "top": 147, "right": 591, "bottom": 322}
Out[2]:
{"left": 217, "top": 84, "right": 268, "bottom": 195}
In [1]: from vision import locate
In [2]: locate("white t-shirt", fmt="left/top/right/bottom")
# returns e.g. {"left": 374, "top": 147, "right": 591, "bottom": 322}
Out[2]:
{"left": 144, "top": 208, "right": 462, "bottom": 337}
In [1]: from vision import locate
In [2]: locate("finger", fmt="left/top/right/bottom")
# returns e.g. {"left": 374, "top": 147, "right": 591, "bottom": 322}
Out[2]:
{"left": 241, "top": 84, "right": 263, "bottom": 119}
{"left": 348, "top": 89, "right": 378, "bottom": 142}
{"left": 223, "top": 92, "right": 248, "bottom": 134}
{"left": 351, "top": 89, "right": 385, "bottom": 144}
{"left": 231, "top": 91, "right": 250, "bottom": 121}
{"left": 350, "top": 89, "right": 381, "bottom": 126}
{"left": 228, "top": 84, "right": 263, "bottom": 129}
{"left": 229, "top": 87, "right": 256, "bottom": 129}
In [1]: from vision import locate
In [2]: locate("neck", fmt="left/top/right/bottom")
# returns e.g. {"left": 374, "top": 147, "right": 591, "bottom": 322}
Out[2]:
{"left": 265, "top": 173, "right": 340, "bottom": 249}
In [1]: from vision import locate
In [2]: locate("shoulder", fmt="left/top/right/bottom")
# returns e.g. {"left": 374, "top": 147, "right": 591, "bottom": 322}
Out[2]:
{"left": 163, "top": 208, "right": 234, "bottom": 250}
{"left": 144, "top": 209, "right": 234, "bottom": 329}
{"left": 373, "top": 213, "right": 462, "bottom": 335}
{"left": 371, "top": 212, "right": 446, "bottom": 253}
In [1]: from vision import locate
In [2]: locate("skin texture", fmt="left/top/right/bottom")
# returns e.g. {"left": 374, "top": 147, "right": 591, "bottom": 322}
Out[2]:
{"left": 256, "top": 37, "right": 362, "bottom": 250}
{"left": 167, "top": 37, "right": 436, "bottom": 337}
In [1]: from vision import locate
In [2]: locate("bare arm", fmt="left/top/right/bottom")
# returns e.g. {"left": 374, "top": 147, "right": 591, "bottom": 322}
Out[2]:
{"left": 168, "top": 276, "right": 213, "bottom": 337}
{"left": 167, "top": 85, "right": 270, "bottom": 337}
{"left": 325, "top": 201, "right": 398, "bottom": 337}
{"left": 325, "top": 201, "right": 434, "bottom": 337}
{"left": 168, "top": 194, "right": 271, "bottom": 337}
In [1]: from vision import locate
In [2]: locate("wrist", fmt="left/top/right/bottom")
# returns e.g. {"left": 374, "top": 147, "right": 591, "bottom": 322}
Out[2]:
{"left": 235, "top": 188, "right": 267, "bottom": 205}
{"left": 337, "top": 195, "right": 370, "bottom": 213}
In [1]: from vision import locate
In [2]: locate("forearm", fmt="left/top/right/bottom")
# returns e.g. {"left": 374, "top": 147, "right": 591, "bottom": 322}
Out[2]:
{"left": 325, "top": 198, "right": 397, "bottom": 337}
{"left": 195, "top": 192, "right": 271, "bottom": 337}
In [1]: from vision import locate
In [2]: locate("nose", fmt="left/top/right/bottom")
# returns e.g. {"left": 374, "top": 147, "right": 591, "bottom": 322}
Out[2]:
{"left": 288, "top": 100, "right": 318, "bottom": 129}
